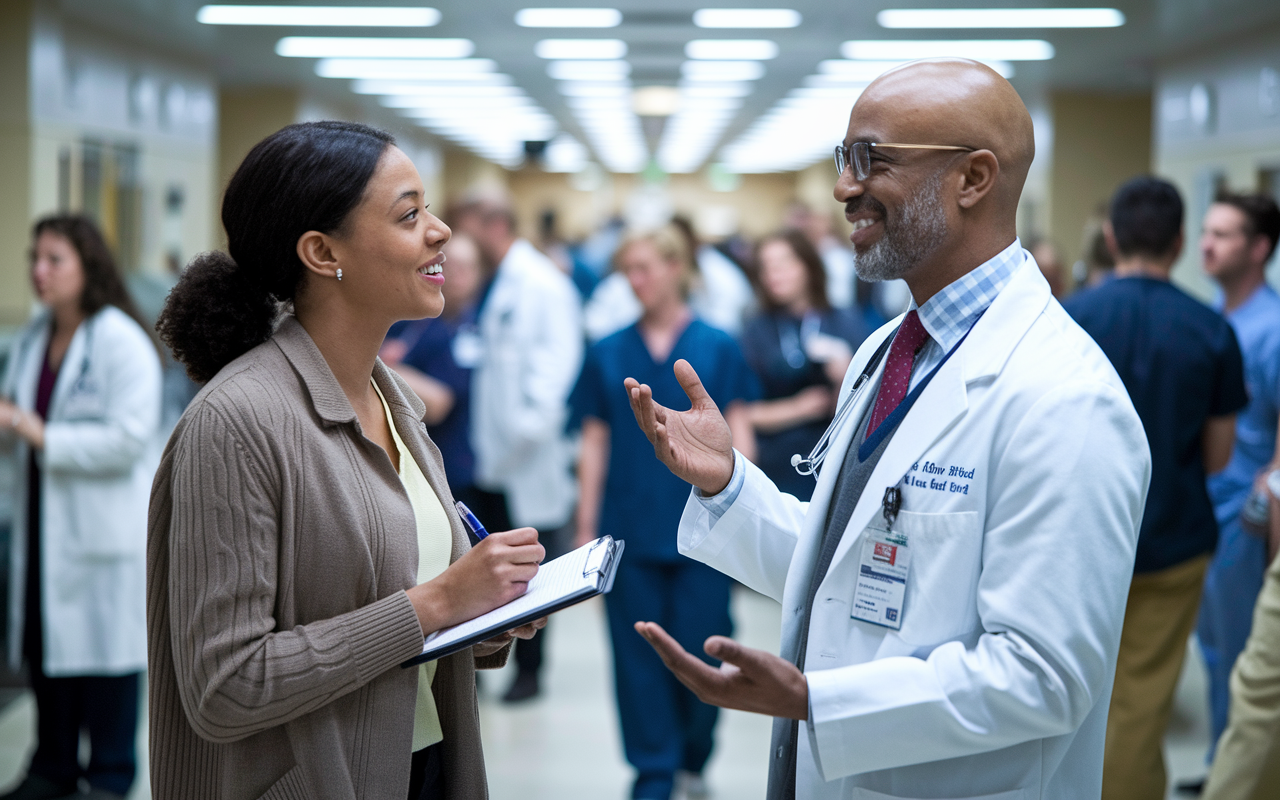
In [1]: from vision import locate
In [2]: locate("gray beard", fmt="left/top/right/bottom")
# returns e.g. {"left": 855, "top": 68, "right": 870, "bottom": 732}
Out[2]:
{"left": 853, "top": 172, "right": 948, "bottom": 283}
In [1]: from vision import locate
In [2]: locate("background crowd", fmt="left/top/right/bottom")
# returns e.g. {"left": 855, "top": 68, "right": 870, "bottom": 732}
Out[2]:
{"left": 1, "top": 161, "right": 1279, "bottom": 800}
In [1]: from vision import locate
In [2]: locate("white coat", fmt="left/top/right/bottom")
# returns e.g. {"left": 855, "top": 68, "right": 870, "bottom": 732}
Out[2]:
{"left": 471, "top": 238, "right": 584, "bottom": 529}
{"left": 678, "top": 259, "right": 1151, "bottom": 799}
{"left": 1, "top": 305, "right": 161, "bottom": 676}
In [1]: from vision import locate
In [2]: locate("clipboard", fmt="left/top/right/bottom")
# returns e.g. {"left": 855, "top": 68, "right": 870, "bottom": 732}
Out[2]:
{"left": 402, "top": 536, "right": 625, "bottom": 666}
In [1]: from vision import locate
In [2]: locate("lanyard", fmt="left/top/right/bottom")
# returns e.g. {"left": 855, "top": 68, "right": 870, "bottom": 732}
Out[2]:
{"left": 791, "top": 310, "right": 985, "bottom": 476}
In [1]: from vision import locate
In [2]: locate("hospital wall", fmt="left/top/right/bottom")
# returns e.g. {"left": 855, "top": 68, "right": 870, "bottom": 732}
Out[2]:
{"left": 1155, "top": 24, "right": 1280, "bottom": 301}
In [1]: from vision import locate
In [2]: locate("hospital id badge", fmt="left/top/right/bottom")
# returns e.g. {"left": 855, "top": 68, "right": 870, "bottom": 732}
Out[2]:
{"left": 851, "top": 529, "right": 911, "bottom": 630}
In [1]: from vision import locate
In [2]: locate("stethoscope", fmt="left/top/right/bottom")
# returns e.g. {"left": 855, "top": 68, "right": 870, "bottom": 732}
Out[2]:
{"left": 790, "top": 331, "right": 894, "bottom": 476}
{"left": 5, "top": 316, "right": 97, "bottom": 403}
{"left": 789, "top": 309, "right": 984, "bottom": 477}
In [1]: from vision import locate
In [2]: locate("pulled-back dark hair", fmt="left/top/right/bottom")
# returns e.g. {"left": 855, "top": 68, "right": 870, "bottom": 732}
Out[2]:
{"left": 32, "top": 214, "right": 150, "bottom": 335}
{"left": 753, "top": 229, "right": 831, "bottom": 312}
{"left": 1109, "top": 176, "right": 1184, "bottom": 259}
{"left": 1213, "top": 190, "right": 1280, "bottom": 262}
{"left": 157, "top": 121, "right": 395, "bottom": 382}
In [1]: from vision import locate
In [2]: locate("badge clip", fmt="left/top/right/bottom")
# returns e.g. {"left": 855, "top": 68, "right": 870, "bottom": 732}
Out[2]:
{"left": 881, "top": 487, "right": 901, "bottom": 530}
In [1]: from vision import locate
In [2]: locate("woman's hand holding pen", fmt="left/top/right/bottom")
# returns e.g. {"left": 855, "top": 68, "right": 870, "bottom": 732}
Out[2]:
{"left": 407, "top": 528, "right": 545, "bottom": 637}
{"left": 626, "top": 359, "right": 736, "bottom": 496}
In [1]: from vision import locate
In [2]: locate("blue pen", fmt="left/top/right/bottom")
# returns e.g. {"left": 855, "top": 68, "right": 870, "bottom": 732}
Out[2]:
{"left": 455, "top": 501, "right": 489, "bottom": 540}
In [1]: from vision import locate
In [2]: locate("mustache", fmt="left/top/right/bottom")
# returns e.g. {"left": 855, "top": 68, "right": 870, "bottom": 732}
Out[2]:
{"left": 845, "top": 194, "right": 887, "bottom": 219}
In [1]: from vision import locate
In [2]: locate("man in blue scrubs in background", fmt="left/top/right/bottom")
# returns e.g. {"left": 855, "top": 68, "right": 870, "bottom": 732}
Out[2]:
{"left": 1193, "top": 191, "right": 1280, "bottom": 791}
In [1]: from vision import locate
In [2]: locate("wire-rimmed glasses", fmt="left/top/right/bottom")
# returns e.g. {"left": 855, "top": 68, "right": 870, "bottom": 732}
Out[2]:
{"left": 835, "top": 141, "right": 976, "bottom": 179}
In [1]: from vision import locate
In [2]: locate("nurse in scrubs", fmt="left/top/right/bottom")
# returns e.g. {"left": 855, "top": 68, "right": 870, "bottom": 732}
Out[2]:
{"left": 570, "top": 225, "right": 759, "bottom": 800}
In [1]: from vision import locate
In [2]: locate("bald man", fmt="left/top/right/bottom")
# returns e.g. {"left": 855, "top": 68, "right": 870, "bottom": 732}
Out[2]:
{"left": 625, "top": 60, "right": 1150, "bottom": 800}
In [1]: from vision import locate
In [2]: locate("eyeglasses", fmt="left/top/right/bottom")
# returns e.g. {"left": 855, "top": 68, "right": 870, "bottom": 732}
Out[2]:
{"left": 834, "top": 141, "right": 976, "bottom": 180}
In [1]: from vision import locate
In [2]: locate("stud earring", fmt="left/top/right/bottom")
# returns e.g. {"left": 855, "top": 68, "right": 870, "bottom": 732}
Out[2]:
{"left": 336, "top": 268, "right": 343, "bottom": 282}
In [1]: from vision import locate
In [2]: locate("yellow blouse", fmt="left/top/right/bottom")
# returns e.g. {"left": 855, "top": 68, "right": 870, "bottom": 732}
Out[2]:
{"left": 373, "top": 381, "right": 453, "bottom": 752}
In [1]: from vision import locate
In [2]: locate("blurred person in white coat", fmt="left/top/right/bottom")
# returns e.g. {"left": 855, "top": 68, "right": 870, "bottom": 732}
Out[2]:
{"left": 0, "top": 215, "right": 161, "bottom": 800}
{"left": 624, "top": 60, "right": 1150, "bottom": 800}
{"left": 457, "top": 196, "right": 583, "bottom": 702}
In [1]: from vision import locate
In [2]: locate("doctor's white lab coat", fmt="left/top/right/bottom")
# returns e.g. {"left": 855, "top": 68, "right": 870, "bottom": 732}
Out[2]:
{"left": 1, "top": 305, "right": 160, "bottom": 676}
{"left": 678, "top": 258, "right": 1150, "bottom": 800}
{"left": 471, "top": 238, "right": 583, "bottom": 529}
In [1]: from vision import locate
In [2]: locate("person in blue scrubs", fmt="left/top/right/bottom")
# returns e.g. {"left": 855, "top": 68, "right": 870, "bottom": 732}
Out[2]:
{"left": 571, "top": 225, "right": 760, "bottom": 800}
{"left": 1195, "top": 193, "right": 1280, "bottom": 769}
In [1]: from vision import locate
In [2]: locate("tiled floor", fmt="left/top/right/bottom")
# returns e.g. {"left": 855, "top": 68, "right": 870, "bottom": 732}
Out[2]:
{"left": 0, "top": 586, "right": 1215, "bottom": 800}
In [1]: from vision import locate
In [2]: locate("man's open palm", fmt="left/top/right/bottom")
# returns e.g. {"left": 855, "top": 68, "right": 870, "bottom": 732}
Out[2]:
{"left": 625, "top": 359, "right": 736, "bottom": 496}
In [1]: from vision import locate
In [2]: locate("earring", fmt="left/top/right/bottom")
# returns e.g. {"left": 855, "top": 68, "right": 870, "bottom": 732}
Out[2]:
{"left": 336, "top": 268, "right": 343, "bottom": 282}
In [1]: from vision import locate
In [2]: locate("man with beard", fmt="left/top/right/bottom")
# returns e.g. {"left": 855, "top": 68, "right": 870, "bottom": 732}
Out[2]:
{"left": 622, "top": 59, "right": 1151, "bottom": 800}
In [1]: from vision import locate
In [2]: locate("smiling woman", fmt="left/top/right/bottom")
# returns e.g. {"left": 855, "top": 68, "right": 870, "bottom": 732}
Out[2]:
{"left": 149, "top": 121, "right": 546, "bottom": 800}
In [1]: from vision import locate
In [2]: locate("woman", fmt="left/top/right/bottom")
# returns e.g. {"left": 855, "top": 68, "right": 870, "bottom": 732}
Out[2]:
{"left": 570, "top": 225, "right": 759, "bottom": 800}
{"left": 148, "top": 121, "right": 544, "bottom": 800}
{"left": 0, "top": 215, "right": 161, "bottom": 800}
{"left": 740, "top": 230, "right": 868, "bottom": 500}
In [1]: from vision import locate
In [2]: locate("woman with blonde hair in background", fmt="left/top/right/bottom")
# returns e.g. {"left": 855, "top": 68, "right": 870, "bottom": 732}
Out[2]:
{"left": 0, "top": 215, "right": 161, "bottom": 800}
{"left": 570, "top": 224, "right": 759, "bottom": 800}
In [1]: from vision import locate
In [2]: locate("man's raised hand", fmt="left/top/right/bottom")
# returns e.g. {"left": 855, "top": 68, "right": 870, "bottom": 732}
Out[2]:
{"left": 625, "top": 359, "right": 736, "bottom": 496}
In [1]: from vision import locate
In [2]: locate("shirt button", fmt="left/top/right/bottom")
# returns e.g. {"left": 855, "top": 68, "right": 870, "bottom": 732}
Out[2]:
{"left": 777, "top": 746, "right": 784, "bottom": 758}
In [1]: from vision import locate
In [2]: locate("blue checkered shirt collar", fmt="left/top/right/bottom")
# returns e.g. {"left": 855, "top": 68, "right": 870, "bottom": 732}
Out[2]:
{"left": 911, "top": 238, "right": 1026, "bottom": 351}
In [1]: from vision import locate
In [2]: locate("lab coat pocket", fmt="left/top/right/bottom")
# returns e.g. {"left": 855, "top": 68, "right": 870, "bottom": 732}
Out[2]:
{"left": 890, "top": 510, "right": 982, "bottom": 647}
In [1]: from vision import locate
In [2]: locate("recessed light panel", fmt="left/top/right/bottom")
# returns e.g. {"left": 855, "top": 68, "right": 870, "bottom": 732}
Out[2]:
{"left": 276, "top": 38, "right": 473, "bottom": 59}
{"left": 535, "top": 39, "right": 627, "bottom": 60}
{"left": 197, "top": 5, "right": 440, "bottom": 26}
{"left": 547, "top": 60, "right": 631, "bottom": 81}
{"left": 842, "top": 39, "right": 1054, "bottom": 61}
{"left": 316, "top": 58, "right": 498, "bottom": 80}
{"left": 877, "top": 8, "right": 1124, "bottom": 28}
{"left": 516, "top": 8, "right": 622, "bottom": 27}
{"left": 685, "top": 40, "right": 778, "bottom": 60}
{"left": 693, "top": 9, "right": 801, "bottom": 28}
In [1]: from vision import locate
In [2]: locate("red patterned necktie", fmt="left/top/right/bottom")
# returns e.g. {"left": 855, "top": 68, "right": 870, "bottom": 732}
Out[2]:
{"left": 866, "top": 310, "right": 932, "bottom": 433}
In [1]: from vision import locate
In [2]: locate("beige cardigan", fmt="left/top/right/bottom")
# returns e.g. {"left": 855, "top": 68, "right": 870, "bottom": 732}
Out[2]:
{"left": 147, "top": 318, "right": 506, "bottom": 800}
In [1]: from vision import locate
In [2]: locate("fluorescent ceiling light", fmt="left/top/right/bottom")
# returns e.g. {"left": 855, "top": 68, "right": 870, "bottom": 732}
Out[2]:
{"left": 633, "top": 86, "right": 681, "bottom": 116}
{"left": 197, "top": 5, "right": 439, "bottom": 26}
{"left": 381, "top": 95, "right": 534, "bottom": 109}
{"left": 276, "top": 37, "right": 473, "bottom": 59}
{"left": 547, "top": 60, "right": 630, "bottom": 80}
{"left": 316, "top": 58, "right": 498, "bottom": 79}
{"left": 352, "top": 80, "right": 516, "bottom": 95}
{"left": 516, "top": 8, "right": 621, "bottom": 27}
{"left": 842, "top": 39, "right": 1053, "bottom": 61}
{"left": 693, "top": 9, "right": 801, "bottom": 28}
{"left": 685, "top": 40, "right": 778, "bottom": 60}
{"left": 535, "top": 39, "right": 627, "bottom": 59}
{"left": 816, "top": 58, "right": 1013, "bottom": 80}
{"left": 877, "top": 8, "right": 1124, "bottom": 29}
{"left": 681, "top": 60, "right": 765, "bottom": 81}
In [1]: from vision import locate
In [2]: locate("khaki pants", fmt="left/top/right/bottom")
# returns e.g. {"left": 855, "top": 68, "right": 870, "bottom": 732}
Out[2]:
{"left": 1204, "top": 551, "right": 1280, "bottom": 800}
{"left": 1102, "top": 554, "right": 1210, "bottom": 800}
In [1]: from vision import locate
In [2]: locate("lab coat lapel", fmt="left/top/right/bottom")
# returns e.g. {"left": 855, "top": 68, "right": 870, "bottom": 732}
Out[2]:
{"left": 815, "top": 256, "right": 1051, "bottom": 592}
{"left": 821, "top": 353, "right": 970, "bottom": 579}
{"left": 779, "top": 324, "right": 892, "bottom": 663}
{"left": 8, "top": 318, "right": 50, "bottom": 412}
{"left": 48, "top": 316, "right": 91, "bottom": 416}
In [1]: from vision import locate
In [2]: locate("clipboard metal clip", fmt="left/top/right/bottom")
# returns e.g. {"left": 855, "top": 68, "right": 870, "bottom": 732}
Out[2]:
{"left": 583, "top": 536, "right": 615, "bottom": 580}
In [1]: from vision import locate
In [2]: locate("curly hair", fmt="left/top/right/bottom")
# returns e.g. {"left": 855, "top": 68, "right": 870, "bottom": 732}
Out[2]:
{"left": 156, "top": 120, "right": 395, "bottom": 383}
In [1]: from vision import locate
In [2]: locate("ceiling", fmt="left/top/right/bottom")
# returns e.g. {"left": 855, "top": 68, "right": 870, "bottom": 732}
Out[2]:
{"left": 54, "top": 0, "right": 1280, "bottom": 173}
